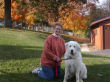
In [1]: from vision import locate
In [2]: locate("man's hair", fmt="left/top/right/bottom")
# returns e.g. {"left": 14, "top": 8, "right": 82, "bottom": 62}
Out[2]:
{"left": 53, "top": 22, "right": 63, "bottom": 29}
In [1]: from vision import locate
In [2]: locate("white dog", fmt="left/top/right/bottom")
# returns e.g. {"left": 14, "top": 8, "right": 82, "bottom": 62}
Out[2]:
{"left": 63, "top": 41, "right": 87, "bottom": 82}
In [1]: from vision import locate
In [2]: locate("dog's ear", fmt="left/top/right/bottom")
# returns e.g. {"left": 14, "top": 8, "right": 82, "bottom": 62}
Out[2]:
{"left": 65, "top": 42, "right": 68, "bottom": 48}
{"left": 77, "top": 43, "right": 81, "bottom": 51}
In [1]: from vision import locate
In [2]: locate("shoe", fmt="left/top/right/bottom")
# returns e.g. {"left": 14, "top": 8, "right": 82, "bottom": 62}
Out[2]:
{"left": 32, "top": 67, "right": 42, "bottom": 74}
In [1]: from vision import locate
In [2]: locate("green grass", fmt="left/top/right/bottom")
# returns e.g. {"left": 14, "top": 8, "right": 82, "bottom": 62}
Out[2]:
{"left": 0, "top": 28, "right": 110, "bottom": 82}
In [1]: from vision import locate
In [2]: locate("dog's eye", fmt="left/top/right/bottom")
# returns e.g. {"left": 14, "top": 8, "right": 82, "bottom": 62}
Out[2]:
{"left": 73, "top": 46, "right": 75, "bottom": 48}
{"left": 69, "top": 45, "right": 71, "bottom": 47}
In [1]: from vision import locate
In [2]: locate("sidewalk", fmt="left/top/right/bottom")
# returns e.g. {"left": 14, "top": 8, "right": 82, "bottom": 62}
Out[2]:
{"left": 81, "top": 43, "right": 90, "bottom": 52}
{"left": 80, "top": 43, "right": 110, "bottom": 56}
{"left": 87, "top": 49, "right": 110, "bottom": 56}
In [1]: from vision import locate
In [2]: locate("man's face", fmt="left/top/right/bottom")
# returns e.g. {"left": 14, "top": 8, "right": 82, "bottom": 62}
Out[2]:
{"left": 54, "top": 25, "right": 62, "bottom": 36}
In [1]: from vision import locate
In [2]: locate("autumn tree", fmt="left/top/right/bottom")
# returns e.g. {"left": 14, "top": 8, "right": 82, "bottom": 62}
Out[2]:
{"left": 0, "top": 0, "right": 4, "bottom": 19}
{"left": 89, "top": 0, "right": 110, "bottom": 23}
{"left": 25, "top": 7, "right": 37, "bottom": 27}
{"left": 11, "top": 0, "right": 20, "bottom": 21}
{"left": 29, "top": 0, "right": 69, "bottom": 25}
{"left": 11, "top": 0, "right": 36, "bottom": 27}
{"left": 11, "top": 0, "right": 88, "bottom": 27}
{"left": 58, "top": 1, "right": 89, "bottom": 33}
{"left": 11, "top": 0, "right": 28, "bottom": 21}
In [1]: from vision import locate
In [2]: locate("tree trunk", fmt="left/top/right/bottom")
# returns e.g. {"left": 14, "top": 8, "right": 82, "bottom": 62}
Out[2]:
{"left": 4, "top": 0, "right": 12, "bottom": 27}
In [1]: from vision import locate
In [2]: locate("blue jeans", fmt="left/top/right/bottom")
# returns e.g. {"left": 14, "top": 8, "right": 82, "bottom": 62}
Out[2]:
{"left": 38, "top": 65, "right": 61, "bottom": 80}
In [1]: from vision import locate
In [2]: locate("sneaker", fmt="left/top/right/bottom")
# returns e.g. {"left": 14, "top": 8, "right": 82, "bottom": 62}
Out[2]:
{"left": 32, "top": 67, "right": 42, "bottom": 74}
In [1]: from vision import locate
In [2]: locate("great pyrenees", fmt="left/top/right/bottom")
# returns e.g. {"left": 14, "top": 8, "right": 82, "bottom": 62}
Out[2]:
{"left": 63, "top": 41, "right": 87, "bottom": 82}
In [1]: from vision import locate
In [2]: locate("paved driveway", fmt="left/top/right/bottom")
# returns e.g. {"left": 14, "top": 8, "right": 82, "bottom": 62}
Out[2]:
{"left": 87, "top": 49, "right": 110, "bottom": 56}
{"left": 81, "top": 43, "right": 110, "bottom": 56}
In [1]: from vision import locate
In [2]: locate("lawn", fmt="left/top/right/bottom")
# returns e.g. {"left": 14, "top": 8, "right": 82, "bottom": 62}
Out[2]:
{"left": 0, "top": 28, "right": 110, "bottom": 82}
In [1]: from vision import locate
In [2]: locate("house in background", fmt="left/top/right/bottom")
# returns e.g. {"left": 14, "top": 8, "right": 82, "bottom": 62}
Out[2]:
{"left": 90, "top": 16, "right": 110, "bottom": 50}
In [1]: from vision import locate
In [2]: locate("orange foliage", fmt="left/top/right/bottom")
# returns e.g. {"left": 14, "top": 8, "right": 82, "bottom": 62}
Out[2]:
{"left": 0, "top": 0, "right": 4, "bottom": 18}
{"left": 11, "top": 0, "right": 18, "bottom": 21}
{"left": 12, "top": 1, "right": 17, "bottom": 9}
{"left": 58, "top": 1, "right": 89, "bottom": 32}
{"left": 11, "top": 0, "right": 29, "bottom": 22}
{"left": 14, "top": 15, "right": 20, "bottom": 21}
{"left": 11, "top": 12, "right": 15, "bottom": 20}
{"left": 11, "top": 0, "right": 37, "bottom": 27}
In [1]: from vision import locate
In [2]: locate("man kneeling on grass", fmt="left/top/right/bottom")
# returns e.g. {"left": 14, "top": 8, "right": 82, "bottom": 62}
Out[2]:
{"left": 32, "top": 22, "right": 66, "bottom": 80}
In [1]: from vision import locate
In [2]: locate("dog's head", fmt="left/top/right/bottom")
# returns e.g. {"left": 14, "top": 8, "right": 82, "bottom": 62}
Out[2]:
{"left": 65, "top": 41, "right": 81, "bottom": 57}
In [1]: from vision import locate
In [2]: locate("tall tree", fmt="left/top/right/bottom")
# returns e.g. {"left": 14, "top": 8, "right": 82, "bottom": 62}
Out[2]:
{"left": 4, "top": 0, "right": 12, "bottom": 27}
{"left": 89, "top": 0, "right": 110, "bottom": 23}
{"left": 59, "top": 1, "right": 89, "bottom": 32}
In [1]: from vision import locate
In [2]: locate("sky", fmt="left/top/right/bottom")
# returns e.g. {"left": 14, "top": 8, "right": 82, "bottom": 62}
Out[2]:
{"left": 87, "top": 0, "right": 107, "bottom": 5}
{"left": 97, "top": 0, "right": 107, "bottom": 5}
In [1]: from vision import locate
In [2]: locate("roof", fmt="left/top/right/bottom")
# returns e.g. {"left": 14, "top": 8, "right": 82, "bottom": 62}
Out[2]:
{"left": 89, "top": 16, "right": 110, "bottom": 29}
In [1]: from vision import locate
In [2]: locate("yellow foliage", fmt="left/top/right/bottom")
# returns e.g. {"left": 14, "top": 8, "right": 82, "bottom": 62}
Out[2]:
{"left": 25, "top": 13, "right": 35, "bottom": 27}
{"left": 58, "top": 1, "right": 89, "bottom": 32}
{"left": 25, "top": 7, "right": 37, "bottom": 27}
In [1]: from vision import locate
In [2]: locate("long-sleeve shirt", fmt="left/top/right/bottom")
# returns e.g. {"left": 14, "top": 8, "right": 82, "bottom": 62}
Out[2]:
{"left": 41, "top": 34, "right": 66, "bottom": 67}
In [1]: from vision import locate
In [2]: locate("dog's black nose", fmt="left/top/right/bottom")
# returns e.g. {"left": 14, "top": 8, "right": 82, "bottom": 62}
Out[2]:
{"left": 71, "top": 50, "right": 74, "bottom": 55}
{"left": 71, "top": 50, "right": 73, "bottom": 53}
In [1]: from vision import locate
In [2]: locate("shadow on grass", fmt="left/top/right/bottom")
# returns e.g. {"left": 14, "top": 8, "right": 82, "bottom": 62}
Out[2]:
{"left": 1, "top": 64, "right": 110, "bottom": 82}
{"left": 0, "top": 45, "right": 43, "bottom": 60}
{"left": 0, "top": 69, "right": 64, "bottom": 82}
{"left": 86, "top": 64, "right": 110, "bottom": 82}
{"left": 82, "top": 53, "right": 110, "bottom": 59}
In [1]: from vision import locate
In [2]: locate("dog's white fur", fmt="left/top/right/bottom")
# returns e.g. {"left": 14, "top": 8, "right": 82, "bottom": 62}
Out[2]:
{"left": 63, "top": 41, "right": 87, "bottom": 82}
